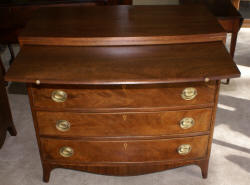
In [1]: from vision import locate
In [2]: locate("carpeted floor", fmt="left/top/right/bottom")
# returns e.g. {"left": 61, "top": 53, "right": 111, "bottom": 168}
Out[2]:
{"left": 0, "top": 29, "right": 250, "bottom": 185}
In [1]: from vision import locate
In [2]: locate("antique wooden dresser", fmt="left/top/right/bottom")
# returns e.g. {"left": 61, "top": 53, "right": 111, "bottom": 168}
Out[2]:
{"left": 5, "top": 5, "right": 240, "bottom": 182}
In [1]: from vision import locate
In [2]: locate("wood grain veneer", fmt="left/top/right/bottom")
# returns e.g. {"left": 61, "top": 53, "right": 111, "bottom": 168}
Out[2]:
{"left": 36, "top": 109, "right": 212, "bottom": 138}
{"left": 25, "top": 80, "right": 225, "bottom": 182}
{"left": 30, "top": 82, "right": 216, "bottom": 111}
{"left": 6, "top": 44, "right": 240, "bottom": 182}
{"left": 40, "top": 135, "right": 209, "bottom": 163}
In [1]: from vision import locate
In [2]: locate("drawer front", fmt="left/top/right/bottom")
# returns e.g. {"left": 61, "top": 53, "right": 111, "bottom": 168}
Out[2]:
{"left": 36, "top": 109, "right": 212, "bottom": 138}
{"left": 31, "top": 82, "right": 216, "bottom": 110}
{"left": 41, "top": 135, "right": 209, "bottom": 163}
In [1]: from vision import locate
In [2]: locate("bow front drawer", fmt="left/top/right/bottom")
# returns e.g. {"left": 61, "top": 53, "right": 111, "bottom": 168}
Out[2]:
{"left": 30, "top": 82, "right": 216, "bottom": 111}
{"left": 41, "top": 135, "right": 209, "bottom": 163}
{"left": 36, "top": 109, "right": 212, "bottom": 138}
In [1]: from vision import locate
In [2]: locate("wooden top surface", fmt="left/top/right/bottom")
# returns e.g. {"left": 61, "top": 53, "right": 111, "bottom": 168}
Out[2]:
{"left": 5, "top": 42, "right": 240, "bottom": 85}
{"left": 19, "top": 5, "right": 226, "bottom": 46}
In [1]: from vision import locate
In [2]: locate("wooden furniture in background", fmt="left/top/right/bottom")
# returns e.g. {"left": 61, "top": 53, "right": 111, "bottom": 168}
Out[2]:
{"left": 179, "top": 0, "right": 243, "bottom": 58}
{"left": 5, "top": 6, "right": 240, "bottom": 182}
{"left": 0, "top": 57, "right": 16, "bottom": 149}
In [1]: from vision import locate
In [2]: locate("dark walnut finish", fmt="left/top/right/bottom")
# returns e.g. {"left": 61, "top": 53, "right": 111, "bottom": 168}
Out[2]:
{"left": 18, "top": 5, "right": 226, "bottom": 46}
{"left": 5, "top": 5, "right": 241, "bottom": 182}
{"left": 0, "top": 58, "right": 16, "bottom": 148}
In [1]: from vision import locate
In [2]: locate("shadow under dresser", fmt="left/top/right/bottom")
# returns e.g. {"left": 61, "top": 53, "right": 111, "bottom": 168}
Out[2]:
{"left": 5, "top": 5, "right": 240, "bottom": 182}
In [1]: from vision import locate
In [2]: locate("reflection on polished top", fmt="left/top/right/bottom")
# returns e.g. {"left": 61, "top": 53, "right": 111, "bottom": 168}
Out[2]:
{"left": 19, "top": 5, "right": 226, "bottom": 46}
{"left": 5, "top": 42, "right": 240, "bottom": 85}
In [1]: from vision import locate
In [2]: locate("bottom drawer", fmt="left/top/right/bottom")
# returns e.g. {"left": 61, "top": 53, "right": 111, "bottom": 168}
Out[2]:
{"left": 41, "top": 135, "right": 208, "bottom": 163}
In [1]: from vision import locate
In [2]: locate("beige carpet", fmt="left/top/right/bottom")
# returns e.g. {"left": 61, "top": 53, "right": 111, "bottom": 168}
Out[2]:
{"left": 0, "top": 29, "right": 250, "bottom": 185}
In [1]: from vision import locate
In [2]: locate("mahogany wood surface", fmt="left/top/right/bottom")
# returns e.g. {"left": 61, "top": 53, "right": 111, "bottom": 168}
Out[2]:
{"left": 27, "top": 81, "right": 218, "bottom": 181}
{"left": 5, "top": 42, "right": 240, "bottom": 85}
{"left": 18, "top": 5, "right": 226, "bottom": 46}
{"left": 40, "top": 135, "right": 209, "bottom": 163}
{"left": 36, "top": 109, "right": 212, "bottom": 138}
{"left": 24, "top": 73, "right": 229, "bottom": 180}
{"left": 205, "top": 81, "right": 220, "bottom": 165}
{"left": 30, "top": 82, "right": 216, "bottom": 111}
{"left": 4, "top": 4, "right": 240, "bottom": 181}
{"left": 0, "top": 1, "right": 105, "bottom": 44}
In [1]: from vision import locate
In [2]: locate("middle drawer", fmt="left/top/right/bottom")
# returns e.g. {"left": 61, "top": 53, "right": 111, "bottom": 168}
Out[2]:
{"left": 36, "top": 108, "right": 212, "bottom": 138}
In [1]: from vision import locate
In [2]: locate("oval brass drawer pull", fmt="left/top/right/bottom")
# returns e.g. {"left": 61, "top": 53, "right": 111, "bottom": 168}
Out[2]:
{"left": 181, "top": 87, "right": 197, "bottom": 100}
{"left": 177, "top": 144, "right": 192, "bottom": 155}
{"left": 59, "top": 146, "right": 74, "bottom": 157}
{"left": 180, "top": 117, "right": 195, "bottom": 129}
{"left": 51, "top": 90, "right": 67, "bottom": 103}
{"left": 56, "top": 120, "right": 71, "bottom": 132}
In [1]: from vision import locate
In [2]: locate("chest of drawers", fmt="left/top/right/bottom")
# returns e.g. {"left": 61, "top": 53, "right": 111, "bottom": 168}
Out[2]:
{"left": 30, "top": 81, "right": 217, "bottom": 181}
{"left": 5, "top": 5, "right": 241, "bottom": 182}
{"left": 6, "top": 42, "right": 240, "bottom": 182}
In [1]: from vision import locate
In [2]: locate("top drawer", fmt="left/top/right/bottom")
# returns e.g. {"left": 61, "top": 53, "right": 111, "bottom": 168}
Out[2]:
{"left": 30, "top": 82, "right": 216, "bottom": 111}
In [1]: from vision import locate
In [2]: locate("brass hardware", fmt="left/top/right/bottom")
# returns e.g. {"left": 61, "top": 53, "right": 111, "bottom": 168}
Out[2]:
{"left": 51, "top": 90, "right": 67, "bottom": 103}
{"left": 122, "top": 114, "right": 127, "bottom": 121}
{"left": 181, "top": 87, "right": 197, "bottom": 100}
{"left": 180, "top": 118, "right": 195, "bottom": 129}
{"left": 56, "top": 120, "right": 71, "bottom": 132}
{"left": 204, "top": 77, "right": 210, "bottom": 82}
{"left": 59, "top": 146, "right": 74, "bottom": 157}
{"left": 177, "top": 144, "right": 192, "bottom": 155}
{"left": 36, "top": 80, "right": 40, "bottom": 85}
{"left": 124, "top": 143, "right": 128, "bottom": 150}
